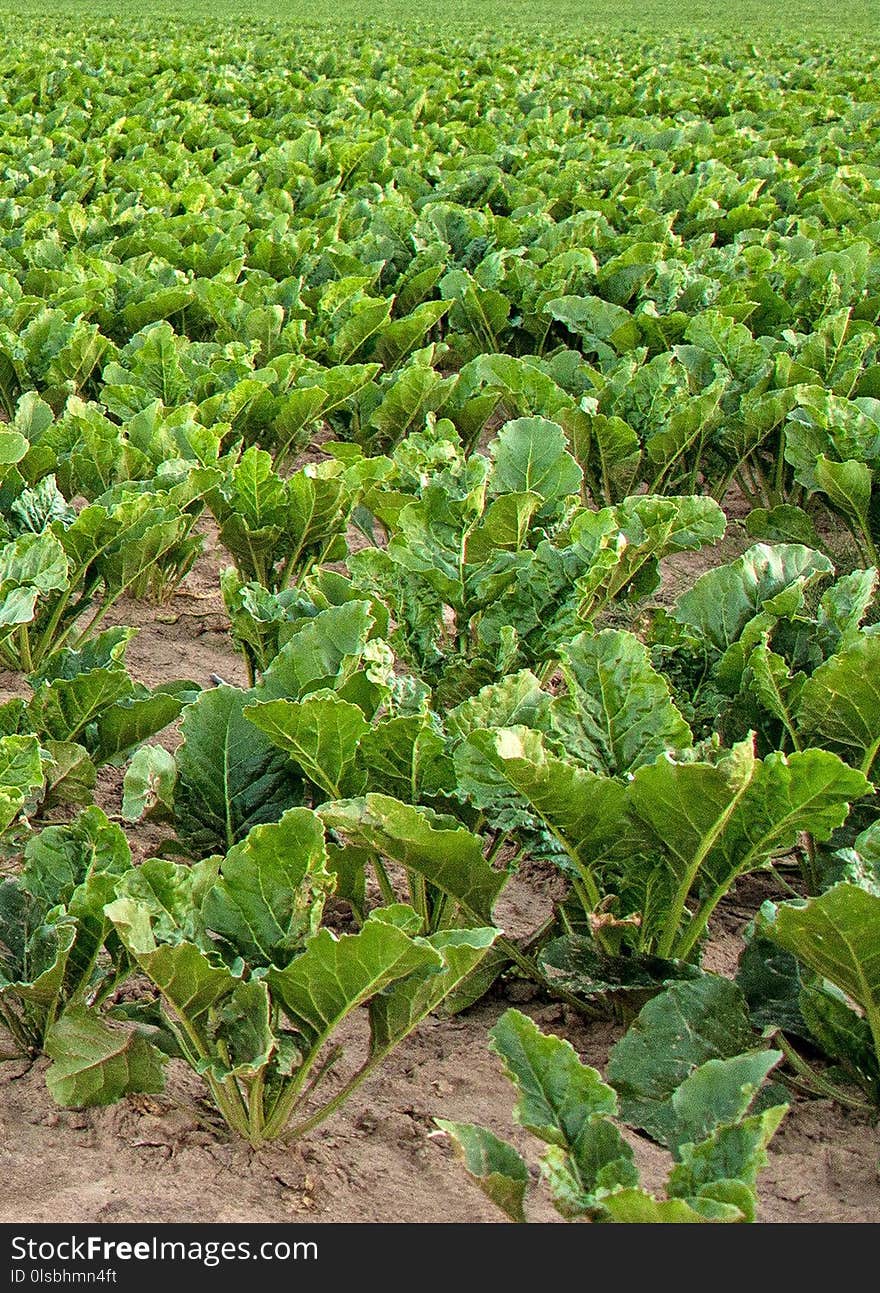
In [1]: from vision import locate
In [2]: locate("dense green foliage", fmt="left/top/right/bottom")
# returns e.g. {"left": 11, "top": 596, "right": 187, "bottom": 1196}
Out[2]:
{"left": 0, "top": 0, "right": 877, "bottom": 1209}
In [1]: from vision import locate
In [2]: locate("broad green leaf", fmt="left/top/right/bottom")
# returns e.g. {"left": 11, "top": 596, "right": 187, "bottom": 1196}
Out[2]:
{"left": 817, "top": 569, "right": 878, "bottom": 651}
{"left": 736, "top": 935, "right": 807, "bottom": 1036}
{"left": 546, "top": 295, "right": 640, "bottom": 355}
{"left": 45, "top": 1006, "right": 166, "bottom": 1107}
{"left": 92, "top": 690, "right": 188, "bottom": 764}
{"left": 606, "top": 977, "right": 759, "bottom": 1146}
{"left": 173, "top": 685, "right": 302, "bottom": 857}
{"left": 489, "top": 1009, "right": 637, "bottom": 1203}
{"left": 259, "top": 601, "right": 374, "bottom": 699}
{"left": 434, "top": 1121, "right": 528, "bottom": 1223}
{"left": 579, "top": 414, "right": 642, "bottom": 506}
{"left": 110, "top": 856, "right": 218, "bottom": 947}
{"left": 489, "top": 1008, "right": 617, "bottom": 1144}
{"left": 799, "top": 978, "right": 880, "bottom": 1099}
{"left": 465, "top": 492, "right": 542, "bottom": 565}
{"left": 745, "top": 505, "right": 821, "bottom": 549}
{"left": 668, "top": 1051, "right": 783, "bottom": 1148}
{"left": 368, "top": 927, "right": 498, "bottom": 1055}
{"left": 489, "top": 417, "right": 582, "bottom": 509}
{"left": 456, "top": 727, "right": 627, "bottom": 871}
{"left": 745, "top": 642, "right": 805, "bottom": 742}
{"left": 318, "top": 794, "right": 506, "bottom": 923}
{"left": 0, "top": 429, "right": 28, "bottom": 465}
{"left": 369, "top": 363, "right": 456, "bottom": 448}
{"left": 666, "top": 1105, "right": 789, "bottom": 1222}
{"left": 0, "top": 531, "right": 68, "bottom": 595}
{"left": 27, "top": 669, "right": 136, "bottom": 744}
{"left": 22, "top": 806, "right": 130, "bottom": 908}
{"left": 673, "top": 544, "right": 833, "bottom": 652}
{"left": 627, "top": 741, "right": 869, "bottom": 955}
{"left": 355, "top": 715, "right": 454, "bottom": 800}
{"left": 267, "top": 912, "right": 442, "bottom": 1053}
{"left": 106, "top": 903, "right": 239, "bottom": 1032}
{"left": 536, "top": 1140, "right": 632, "bottom": 1220}
{"left": 244, "top": 694, "right": 368, "bottom": 799}
{"left": 814, "top": 455, "right": 873, "bottom": 534}
{"left": 201, "top": 808, "right": 334, "bottom": 969}
{"left": 0, "top": 735, "right": 44, "bottom": 832}
{"left": 446, "top": 670, "right": 548, "bottom": 741}
{"left": 40, "top": 740, "right": 97, "bottom": 810}
{"left": 284, "top": 468, "right": 350, "bottom": 568}
{"left": 0, "top": 900, "right": 76, "bottom": 1022}
{"left": 797, "top": 634, "right": 880, "bottom": 776}
{"left": 756, "top": 884, "right": 880, "bottom": 1058}
{"left": 31, "top": 628, "right": 136, "bottom": 687}
{"left": 551, "top": 629, "right": 691, "bottom": 775}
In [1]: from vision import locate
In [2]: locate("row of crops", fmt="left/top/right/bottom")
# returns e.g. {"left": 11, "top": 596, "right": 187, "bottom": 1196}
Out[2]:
{"left": 0, "top": 16, "right": 879, "bottom": 1222}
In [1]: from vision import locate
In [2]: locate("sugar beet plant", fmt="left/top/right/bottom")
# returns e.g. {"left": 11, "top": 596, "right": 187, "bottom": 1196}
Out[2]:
{"left": 439, "top": 1004, "right": 788, "bottom": 1223}
{"left": 0, "top": 11, "right": 878, "bottom": 1222}
{"left": 105, "top": 810, "right": 496, "bottom": 1145}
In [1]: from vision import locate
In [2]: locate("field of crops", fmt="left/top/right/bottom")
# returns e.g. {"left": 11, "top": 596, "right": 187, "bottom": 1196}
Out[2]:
{"left": 0, "top": 0, "right": 879, "bottom": 1226}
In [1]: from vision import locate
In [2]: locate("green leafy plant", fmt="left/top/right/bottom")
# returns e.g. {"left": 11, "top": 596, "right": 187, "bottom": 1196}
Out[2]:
{"left": 417, "top": 625, "right": 871, "bottom": 1004}
{"left": 105, "top": 810, "right": 497, "bottom": 1145}
{"left": 350, "top": 414, "right": 725, "bottom": 706}
{"left": 0, "top": 627, "right": 196, "bottom": 811}
{"left": 0, "top": 482, "right": 208, "bottom": 670}
{"left": 206, "top": 446, "right": 353, "bottom": 594}
{"left": 437, "top": 1005, "right": 787, "bottom": 1222}
{"left": 0, "top": 807, "right": 164, "bottom": 1107}
{"left": 149, "top": 600, "right": 381, "bottom": 857}
{"left": 752, "top": 884, "right": 880, "bottom": 1109}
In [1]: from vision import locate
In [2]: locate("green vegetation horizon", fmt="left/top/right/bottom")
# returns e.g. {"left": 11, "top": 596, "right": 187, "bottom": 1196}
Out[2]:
{"left": 0, "top": 0, "right": 876, "bottom": 38}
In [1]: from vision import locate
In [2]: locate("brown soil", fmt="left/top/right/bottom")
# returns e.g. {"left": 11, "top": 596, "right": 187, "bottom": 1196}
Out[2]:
{"left": 0, "top": 513, "right": 878, "bottom": 1225}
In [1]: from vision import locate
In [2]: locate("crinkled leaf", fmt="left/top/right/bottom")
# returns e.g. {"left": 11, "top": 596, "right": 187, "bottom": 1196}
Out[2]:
{"left": 45, "top": 1006, "right": 166, "bottom": 1107}
{"left": 355, "top": 715, "right": 454, "bottom": 800}
{"left": 673, "top": 544, "right": 833, "bottom": 653}
{"left": 27, "top": 669, "right": 136, "bottom": 745}
{"left": 105, "top": 904, "right": 238, "bottom": 1033}
{"left": 319, "top": 794, "right": 505, "bottom": 923}
{"left": 598, "top": 1188, "right": 741, "bottom": 1223}
{"left": 244, "top": 694, "right": 368, "bottom": 799}
{"left": 267, "top": 911, "right": 442, "bottom": 1055}
{"left": 551, "top": 629, "right": 691, "bottom": 775}
{"left": 456, "top": 727, "right": 627, "bottom": 870}
{"left": 201, "top": 808, "right": 334, "bottom": 970}
{"left": 607, "top": 977, "right": 759, "bottom": 1146}
{"left": 200, "top": 978, "right": 275, "bottom": 1082}
{"left": 446, "top": 670, "right": 548, "bottom": 741}
{"left": 489, "top": 1008, "right": 617, "bottom": 1145}
{"left": 259, "top": 600, "right": 374, "bottom": 699}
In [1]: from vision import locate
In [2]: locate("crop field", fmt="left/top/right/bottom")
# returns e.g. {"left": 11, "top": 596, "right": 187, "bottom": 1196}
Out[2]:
{"left": 0, "top": 0, "right": 878, "bottom": 1227}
